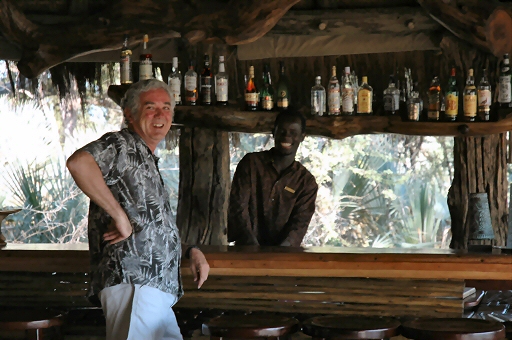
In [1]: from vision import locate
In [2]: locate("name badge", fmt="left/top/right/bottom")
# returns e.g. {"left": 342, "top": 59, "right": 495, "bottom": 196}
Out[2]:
{"left": 284, "top": 186, "right": 295, "bottom": 194}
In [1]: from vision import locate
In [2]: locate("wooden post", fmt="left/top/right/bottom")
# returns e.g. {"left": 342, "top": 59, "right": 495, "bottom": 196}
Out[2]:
{"left": 177, "top": 127, "right": 229, "bottom": 245}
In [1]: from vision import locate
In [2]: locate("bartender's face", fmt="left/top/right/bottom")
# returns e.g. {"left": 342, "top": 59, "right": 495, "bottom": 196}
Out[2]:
{"left": 273, "top": 116, "right": 305, "bottom": 156}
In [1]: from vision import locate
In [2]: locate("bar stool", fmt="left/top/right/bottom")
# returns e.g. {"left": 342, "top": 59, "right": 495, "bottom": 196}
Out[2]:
{"left": 0, "top": 309, "right": 64, "bottom": 340}
{"left": 401, "top": 318, "right": 505, "bottom": 340}
{"left": 302, "top": 316, "right": 400, "bottom": 339}
{"left": 202, "top": 314, "right": 299, "bottom": 339}
{"left": 504, "top": 321, "right": 512, "bottom": 340}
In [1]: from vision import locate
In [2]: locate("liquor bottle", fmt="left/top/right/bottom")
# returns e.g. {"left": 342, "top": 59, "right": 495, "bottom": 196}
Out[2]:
{"left": 478, "top": 68, "right": 492, "bottom": 121}
{"left": 407, "top": 88, "right": 421, "bottom": 121}
{"left": 499, "top": 53, "right": 511, "bottom": 108}
{"left": 168, "top": 57, "right": 181, "bottom": 106}
{"left": 184, "top": 61, "right": 198, "bottom": 106}
{"left": 357, "top": 76, "right": 373, "bottom": 115}
{"left": 445, "top": 68, "right": 458, "bottom": 121}
{"left": 276, "top": 61, "right": 290, "bottom": 110}
{"left": 463, "top": 68, "right": 477, "bottom": 122}
{"left": 427, "top": 76, "right": 441, "bottom": 121}
{"left": 260, "top": 63, "right": 274, "bottom": 111}
{"left": 327, "top": 66, "right": 340, "bottom": 115}
{"left": 120, "top": 34, "right": 133, "bottom": 84}
{"left": 351, "top": 70, "right": 359, "bottom": 106}
{"left": 245, "top": 66, "right": 258, "bottom": 111}
{"left": 383, "top": 76, "right": 400, "bottom": 116}
{"left": 215, "top": 55, "right": 228, "bottom": 106}
{"left": 341, "top": 66, "right": 354, "bottom": 115}
{"left": 312, "top": 76, "right": 326, "bottom": 116}
{"left": 200, "top": 54, "right": 212, "bottom": 105}
{"left": 139, "top": 34, "right": 153, "bottom": 80}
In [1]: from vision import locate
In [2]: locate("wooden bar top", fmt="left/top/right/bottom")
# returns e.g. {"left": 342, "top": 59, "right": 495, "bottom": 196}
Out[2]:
{"left": 0, "top": 244, "right": 511, "bottom": 281}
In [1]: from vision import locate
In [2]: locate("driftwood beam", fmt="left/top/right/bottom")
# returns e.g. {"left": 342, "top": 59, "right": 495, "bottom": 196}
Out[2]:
{"left": 0, "top": 0, "right": 299, "bottom": 78}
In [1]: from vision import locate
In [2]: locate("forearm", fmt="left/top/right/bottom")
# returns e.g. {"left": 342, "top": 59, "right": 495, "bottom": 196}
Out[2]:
{"left": 66, "top": 150, "right": 127, "bottom": 222}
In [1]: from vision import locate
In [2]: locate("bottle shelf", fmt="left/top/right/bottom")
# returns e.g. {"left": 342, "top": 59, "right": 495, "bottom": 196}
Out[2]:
{"left": 108, "top": 85, "right": 512, "bottom": 140}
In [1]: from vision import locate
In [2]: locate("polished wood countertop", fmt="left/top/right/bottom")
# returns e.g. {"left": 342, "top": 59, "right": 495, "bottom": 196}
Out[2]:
{"left": 0, "top": 244, "right": 510, "bottom": 281}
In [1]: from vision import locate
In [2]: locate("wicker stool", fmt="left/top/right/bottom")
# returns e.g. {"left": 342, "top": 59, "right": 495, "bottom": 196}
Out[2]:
{"left": 401, "top": 318, "right": 505, "bottom": 340}
{"left": 302, "top": 316, "right": 400, "bottom": 339}
{"left": 0, "top": 309, "right": 63, "bottom": 340}
{"left": 202, "top": 314, "right": 299, "bottom": 339}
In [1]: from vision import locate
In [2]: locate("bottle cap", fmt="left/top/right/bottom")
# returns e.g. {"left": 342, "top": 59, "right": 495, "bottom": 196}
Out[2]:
{"left": 362, "top": 76, "right": 368, "bottom": 83}
{"left": 468, "top": 68, "right": 473, "bottom": 76}
{"left": 316, "top": 75, "right": 321, "bottom": 81}
{"left": 345, "top": 66, "right": 350, "bottom": 74}
{"left": 219, "top": 56, "right": 224, "bottom": 62}
{"left": 143, "top": 34, "right": 149, "bottom": 43}
{"left": 172, "top": 57, "right": 178, "bottom": 64}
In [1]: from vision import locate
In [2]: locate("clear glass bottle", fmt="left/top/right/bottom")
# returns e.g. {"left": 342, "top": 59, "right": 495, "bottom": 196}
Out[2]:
{"left": 260, "top": 63, "right": 274, "bottom": 111}
{"left": 120, "top": 34, "right": 133, "bottom": 84}
{"left": 445, "top": 67, "right": 458, "bottom": 121}
{"left": 312, "top": 75, "right": 326, "bottom": 116}
{"left": 383, "top": 76, "right": 400, "bottom": 116}
{"left": 327, "top": 67, "right": 340, "bottom": 115}
{"left": 200, "top": 54, "right": 212, "bottom": 105}
{"left": 184, "top": 60, "right": 198, "bottom": 106}
{"left": 478, "top": 68, "right": 492, "bottom": 121}
{"left": 463, "top": 68, "right": 477, "bottom": 122}
{"left": 407, "top": 89, "right": 421, "bottom": 121}
{"left": 351, "top": 70, "right": 359, "bottom": 106}
{"left": 341, "top": 66, "right": 354, "bottom": 115}
{"left": 168, "top": 57, "right": 181, "bottom": 106}
{"left": 245, "top": 66, "right": 258, "bottom": 111}
{"left": 428, "top": 76, "right": 441, "bottom": 121}
{"left": 357, "top": 76, "right": 373, "bottom": 115}
{"left": 139, "top": 34, "right": 153, "bottom": 81}
{"left": 499, "top": 53, "right": 511, "bottom": 108}
{"left": 215, "top": 55, "right": 228, "bottom": 106}
{"left": 276, "top": 61, "right": 290, "bottom": 110}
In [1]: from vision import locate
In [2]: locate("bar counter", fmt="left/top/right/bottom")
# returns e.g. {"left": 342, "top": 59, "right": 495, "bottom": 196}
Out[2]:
{"left": 0, "top": 243, "right": 510, "bottom": 280}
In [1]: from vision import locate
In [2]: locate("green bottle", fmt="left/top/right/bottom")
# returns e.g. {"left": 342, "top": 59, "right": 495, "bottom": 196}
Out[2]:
{"left": 259, "top": 63, "right": 274, "bottom": 111}
{"left": 276, "top": 61, "right": 290, "bottom": 110}
{"left": 445, "top": 67, "right": 459, "bottom": 121}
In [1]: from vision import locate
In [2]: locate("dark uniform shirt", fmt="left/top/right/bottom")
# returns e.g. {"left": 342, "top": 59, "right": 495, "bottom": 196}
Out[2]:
{"left": 80, "top": 128, "right": 183, "bottom": 301}
{"left": 228, "top": 148, "right": 318, "bottom": 247}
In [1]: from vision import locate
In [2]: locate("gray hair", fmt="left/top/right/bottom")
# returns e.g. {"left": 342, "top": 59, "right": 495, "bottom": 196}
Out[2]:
{"left": 121, "top": 79, "right": 175, "bottom": 119}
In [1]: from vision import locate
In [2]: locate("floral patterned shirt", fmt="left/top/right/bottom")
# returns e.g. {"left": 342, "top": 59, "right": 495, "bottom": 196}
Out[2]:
{"left": 80, "top": 128, "right": 183, "bottom": 302}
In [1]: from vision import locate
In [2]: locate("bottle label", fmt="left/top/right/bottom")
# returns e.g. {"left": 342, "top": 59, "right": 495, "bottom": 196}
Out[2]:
{"left": 120, "top": 56, "right": 132, "bottom": 84}
{"left": 499, "top": 75, "right": 511, "bottom": 103}
{"left": 169, "top": 78, "right": 181, "bottom": 103}
{"left": 463, "top": 94, "right": 477, "bottom": 117}
{"left": 185, "top": 76, "right": 197, "bottom": 91}
{"left": 328, "top": 89, "right": 340, "bottom": 114}
{"left": 384, "top": 93, "right": 399, "bottom": 111}
{"left": 139, "top": 60, "right": 152, "bottom": 80}
{"left": 201, "top": 76, "right": 212, "bottom": 104}
{"left": 357, "top": 89, "right": 372, "bottom": 114}
{"left": 216, "top": 78, "right": 228, "bottom": 102}
{"left": 408, "top": 103, "right": 420, "bottom": 121}
{"left": 262, "top": 96, "right": 273, "bottom": 110}
{"left": 341, "top": 88, "right": 354, "bottom": 113}
{"left": 277, "top": 98, "right": 288, "bottom": 108}
{"left": 245, "top": 92, "right": 258, "bottom": 105}
{"left": 478, "top": 89, "right": 491, "bottom": 111}
{"left": 445, "top": 93, "right": 458, "bottom": 117}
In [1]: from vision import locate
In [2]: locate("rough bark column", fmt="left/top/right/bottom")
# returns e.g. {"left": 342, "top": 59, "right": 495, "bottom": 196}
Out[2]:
{"left": 177, "top": 127, "right": 229, "bottom": 245}
{"left": 448, "top": 134, "right": 508, "bottom": 249}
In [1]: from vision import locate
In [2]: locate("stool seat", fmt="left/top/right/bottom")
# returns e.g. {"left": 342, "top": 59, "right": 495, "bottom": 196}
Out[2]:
{"left": 401, "top": 318, "right": 505, "bottom": 340}
{"left": 202, "top": 315, "right": 299, "bottom": 338}
{"left": 302, "top": 316, "right": 400, "bottom": 339}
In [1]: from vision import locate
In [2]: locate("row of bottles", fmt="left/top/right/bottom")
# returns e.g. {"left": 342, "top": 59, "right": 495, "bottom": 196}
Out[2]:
{"left": 244, "top": 62, "right": 290, "bottom": 111}
{"left": 119, "top": 34, "right": 229, "bottom": 106}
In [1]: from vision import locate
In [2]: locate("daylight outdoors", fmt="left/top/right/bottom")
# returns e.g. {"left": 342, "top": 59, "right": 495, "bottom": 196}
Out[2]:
{"left": 0, "top": 62, "right": 454, "bottom": 248}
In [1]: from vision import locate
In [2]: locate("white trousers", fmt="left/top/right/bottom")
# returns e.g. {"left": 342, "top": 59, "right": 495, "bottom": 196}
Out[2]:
{"left": 99, "top": 283, "right": 183, "bottom": 340}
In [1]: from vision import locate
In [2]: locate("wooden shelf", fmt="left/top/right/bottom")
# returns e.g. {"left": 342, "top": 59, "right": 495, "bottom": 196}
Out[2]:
{"left": 108, "top": 85, "right": 512, "bottom": 139}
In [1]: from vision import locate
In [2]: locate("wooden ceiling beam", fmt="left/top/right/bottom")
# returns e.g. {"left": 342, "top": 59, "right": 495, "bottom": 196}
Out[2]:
{"left": 0, "top": 0, "right": 299, "bottom": 78}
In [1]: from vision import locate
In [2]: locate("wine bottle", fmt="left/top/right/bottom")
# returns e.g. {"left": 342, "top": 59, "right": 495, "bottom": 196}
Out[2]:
{"left": 168, "top": 57, "right": 181, "bottom": 106}
{"left": 200, "top": 54, "right": 212, "bottom": 105}
{"left": 276, "top": 61, "right": 290, "bottom": 110}
{"left": 428, "top": 76, "right": 441, "bottom": 121}
{"left": 245, "top": 66, "right": 258, "bottom": 111}
{"left": 184, "top": 61, "right": 198, "bottom": 106}
{"left": 499, "top": 53, "right": 511, "bottom": 108}
{"left": 260, "top": 63, "right": 274, "bottom": 111}
{"left": 120, "top": 34, "right": 133, "bottom": 84}
{"left": 478, "top": 69, "right": 492, "bottom": 121}
{"left": 139, "top": 34, "right": 153, "bottom": 81}
{"left": 445, "top": 67, "right": 458, "bottom": 121}
{"left": 215, "top": 56, "right": 228, "bottom": 106}
{"left": 463, "top": 68, "right": 477, "bottom": 122}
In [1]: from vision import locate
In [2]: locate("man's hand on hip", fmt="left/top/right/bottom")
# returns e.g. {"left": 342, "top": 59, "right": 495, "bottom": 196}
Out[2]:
{"left": 103, "top": 216, "right": 132, "bottom": 244}
{"left": 189, "top": 248, "right": 210, "bottom": 289}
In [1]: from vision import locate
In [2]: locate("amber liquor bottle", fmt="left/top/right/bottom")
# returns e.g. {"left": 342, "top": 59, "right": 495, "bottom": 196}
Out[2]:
{"left": 245, "top": 66, "right": 258, "bottom": 111}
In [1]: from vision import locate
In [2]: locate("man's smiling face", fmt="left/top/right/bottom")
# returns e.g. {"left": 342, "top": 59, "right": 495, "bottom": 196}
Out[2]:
{"left": 273, "top": 116, "right": 305, "bottom": 156}
{"left": 127, "top": 88, "right": 173, "bottom": 151}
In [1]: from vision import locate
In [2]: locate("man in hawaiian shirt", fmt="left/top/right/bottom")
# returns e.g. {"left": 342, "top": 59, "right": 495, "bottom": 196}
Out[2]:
{"left": 67, "top": 79, "right": 209, "bottom": 340}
